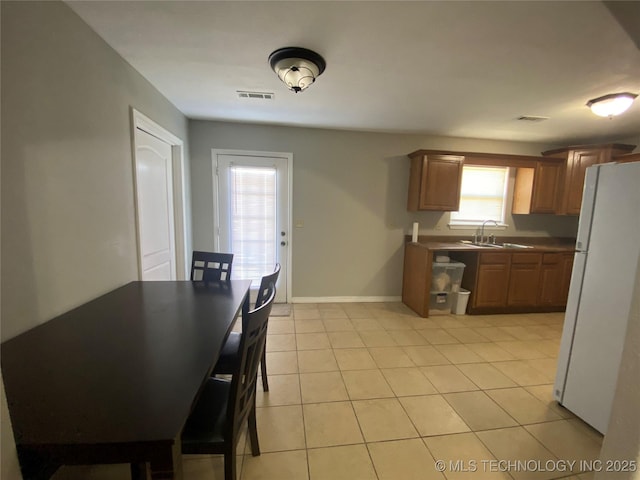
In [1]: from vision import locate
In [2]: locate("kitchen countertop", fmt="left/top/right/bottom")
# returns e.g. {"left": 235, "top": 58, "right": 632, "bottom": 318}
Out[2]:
{"left": 407, "top": 240, "right": 576, "bottom": 253}
{"left": 402, "top": 237, "right": 576, "bottom": 318}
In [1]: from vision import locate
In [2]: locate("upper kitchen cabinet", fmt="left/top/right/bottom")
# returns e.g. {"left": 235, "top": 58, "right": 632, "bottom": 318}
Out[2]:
{"left": 512, "top": 160, "right": 563, "bottom": 214}
{"left": 532, "top": 162, "right": 563, "bottom": 213}
{"left": 614, "top": 152, "right": 640, "bottom": 164}
{"left": 407, "top": 151, "right": 464, "bottom": 211}
{"left": 542, "top": 144, "right": 635, "bottom": 215}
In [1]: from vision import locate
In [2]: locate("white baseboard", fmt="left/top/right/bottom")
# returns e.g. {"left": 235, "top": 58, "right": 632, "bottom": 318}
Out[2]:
{"left": 291, "top": 296, "right": 402, "bottom": 304}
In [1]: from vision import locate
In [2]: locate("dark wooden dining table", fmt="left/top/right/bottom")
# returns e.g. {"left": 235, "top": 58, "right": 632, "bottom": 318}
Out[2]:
{"left": 1, "top": 279, "right": 252, "bottom": 480}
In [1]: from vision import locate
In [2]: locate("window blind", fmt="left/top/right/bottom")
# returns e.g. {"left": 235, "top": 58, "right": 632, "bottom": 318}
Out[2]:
{"left": 450, "top": 166, "right": 509, "bottom": 224}
{"left": 229, "top": 165, "right": 277, "bottom": 282}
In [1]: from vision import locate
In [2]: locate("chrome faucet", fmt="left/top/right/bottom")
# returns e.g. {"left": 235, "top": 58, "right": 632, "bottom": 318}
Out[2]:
{"left": 480, "top": 219, "right": 499, "bottom": 244}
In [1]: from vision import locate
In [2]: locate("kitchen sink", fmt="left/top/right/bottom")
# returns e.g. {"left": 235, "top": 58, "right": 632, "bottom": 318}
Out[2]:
{"left": 459, "top": 241, "right": 503, "bottom": 248}
{"left": 501, "top": 243, "right": 534, "bottom": 249}
{"left": 459, "top": 241, "right": 533, "bottom": 249}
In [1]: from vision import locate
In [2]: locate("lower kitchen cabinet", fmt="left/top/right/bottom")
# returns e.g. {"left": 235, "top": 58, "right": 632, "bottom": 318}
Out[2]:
{"left": 539, "top": 254, "right": 564, "bottom": 305}
{"left": 560, "top": 253, "right": 574, "bottom": 299}
{"left": 538, "top": 253, "right": 574, "bottom": 306}
{"left": 453, "top": 250, "right": 572, "bottom": 314}
{"left": 475, "top": 254, "right": 510, "bottom": 308}
{"left": 507, "top": 253, "right": 542, "bottom": 306}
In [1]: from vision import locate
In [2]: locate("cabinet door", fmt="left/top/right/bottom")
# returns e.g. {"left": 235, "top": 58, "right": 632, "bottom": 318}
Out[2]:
{"left": 419, "top": 155, "right": 463, "bottom": 211}
{"left": 563, "top": 150, "right": 605, "bottom": 215}
{"left": 475, "top": 263, "right": 510, "bottom": 308}
{"left": 538, "top": 254, "right": 563, "bottom": 305}
{"left": 531, "top": 162, "right": 562, "bottom": 213}
{"left": 560, "top": 253, "right": 574, "bottom": 304}
{"left": 407, "top": 156, "right": 423, "bottom": 211}
{"left": 507, "top": 253, "right": 542, "bottom": 306}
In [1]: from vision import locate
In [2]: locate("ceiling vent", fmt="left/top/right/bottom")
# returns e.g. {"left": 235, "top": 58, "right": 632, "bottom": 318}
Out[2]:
{"left": 516, "top": 115, "right": 549, "bottom": 122}
{"left": 237, "top": 91, "right": 274, "bottom": 100}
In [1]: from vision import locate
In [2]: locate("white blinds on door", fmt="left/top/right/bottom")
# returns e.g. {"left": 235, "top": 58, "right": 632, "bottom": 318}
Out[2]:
{"left": 228, "top": 165, "right": 277, "bottom": 283}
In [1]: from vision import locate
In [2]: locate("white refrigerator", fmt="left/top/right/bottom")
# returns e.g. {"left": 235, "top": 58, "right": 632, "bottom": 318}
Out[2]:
{"left": 554, "top": 161, "right": 640, "bottom": 434}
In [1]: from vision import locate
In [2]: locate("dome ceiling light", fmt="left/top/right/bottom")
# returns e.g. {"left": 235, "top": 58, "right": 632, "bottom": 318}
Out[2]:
{"left": 268, "top": 47, "right": 326, "bottom": 93}
{"left": 586, "top": 92, "right": 637, "bottom": 118}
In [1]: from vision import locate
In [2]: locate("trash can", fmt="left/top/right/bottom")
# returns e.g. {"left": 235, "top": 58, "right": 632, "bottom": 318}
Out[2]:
{"left": 451, "top": 289, "right": 470, "bottom": 315}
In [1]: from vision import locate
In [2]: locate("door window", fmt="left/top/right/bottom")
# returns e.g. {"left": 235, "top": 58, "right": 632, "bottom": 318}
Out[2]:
{"left": 215, "top": 152, "right": 290, "bottom": 303}
{"left": 228, "top": 165, "right": 277, "bottom": 282}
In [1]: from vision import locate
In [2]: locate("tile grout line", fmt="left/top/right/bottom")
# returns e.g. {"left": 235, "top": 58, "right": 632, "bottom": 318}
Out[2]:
{"left": 256, "top": 307, "right": 574, "bottom": 480}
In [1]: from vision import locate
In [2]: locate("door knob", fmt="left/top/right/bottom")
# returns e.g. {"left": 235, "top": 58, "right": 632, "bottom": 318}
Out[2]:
{"left": 281, "top": 241, "right": 287, "bottom": 246}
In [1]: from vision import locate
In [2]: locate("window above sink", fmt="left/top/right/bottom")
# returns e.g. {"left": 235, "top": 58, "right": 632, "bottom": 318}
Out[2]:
{"left": 449, "top": 165, "right": 509, "bottom": 228}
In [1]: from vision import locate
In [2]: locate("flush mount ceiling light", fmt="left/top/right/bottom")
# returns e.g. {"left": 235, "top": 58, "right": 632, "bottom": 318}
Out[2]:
{"left": 268, "top": 47, "right": 326, "bottom": 93}
{"left": 586, "top": 92, "right": 637, "bottom": 118}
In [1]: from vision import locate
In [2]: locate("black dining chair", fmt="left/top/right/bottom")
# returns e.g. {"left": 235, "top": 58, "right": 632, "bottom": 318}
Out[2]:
{"left": 191, "top": 251, "right": 234, "bottom": 282}
{"left": 180, "top": 287, "right": 275, "bottom": 480}
{"left": 212, "top": 264, "right": 280, "bottom": 392}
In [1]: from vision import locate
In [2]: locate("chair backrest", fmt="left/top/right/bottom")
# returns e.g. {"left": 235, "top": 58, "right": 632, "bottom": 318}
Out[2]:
{"left": 226, "top": 286, "right": 275, "bottom": 442}
{"left": 255, "top": 263, "right": 281, "bottom": 308}
{"left": 191, "top": 251, "right": 233, "bottom": 282}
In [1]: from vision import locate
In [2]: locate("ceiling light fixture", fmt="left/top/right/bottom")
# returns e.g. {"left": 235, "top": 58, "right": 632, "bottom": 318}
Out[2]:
{"left": 586, "top": 92, "right": 637, "bottom": 118}
{"left": 268, "top": 47, "right": 326, "bottom": 93}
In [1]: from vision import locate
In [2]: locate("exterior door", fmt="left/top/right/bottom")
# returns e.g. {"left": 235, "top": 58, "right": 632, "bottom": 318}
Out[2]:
{"left": 134, "top": 128, "right": 176, "bottom": 280}
{"left": 215, "top": 152, "right": 290, "bottom": 303}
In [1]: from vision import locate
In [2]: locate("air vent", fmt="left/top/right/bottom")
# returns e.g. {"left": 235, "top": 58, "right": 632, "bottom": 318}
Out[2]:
{"left": 516, "top": 115, "right": 549, "bottom": 122}
{"left": 237, "top": 91, "right": 274, "bottom": 100}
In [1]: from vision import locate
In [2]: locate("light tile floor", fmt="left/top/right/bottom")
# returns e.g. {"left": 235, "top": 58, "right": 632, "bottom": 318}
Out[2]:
{"left": 54, "top": 303, "right": 603, "bottom": 480}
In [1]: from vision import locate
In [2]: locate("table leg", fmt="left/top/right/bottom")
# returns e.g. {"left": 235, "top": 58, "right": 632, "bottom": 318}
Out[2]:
{"left": 149, "top": 442, "right": 182, "bottom": 480}
{"left": 16, "top": 448, "right": 59, "bottom": 480}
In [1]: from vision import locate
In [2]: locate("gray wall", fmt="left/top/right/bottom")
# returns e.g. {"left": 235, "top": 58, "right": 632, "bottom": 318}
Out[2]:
{"left": 0, "top": 3, "right": 21, "bottom": 477}
{"left": 189, "top": 120, "right": 578, "bottom": 298}
{"left": 1, "top": 3, "right": 190, "bottom": 474}
{"left": 1, "top": 0, "right": 190, "bottom": 340}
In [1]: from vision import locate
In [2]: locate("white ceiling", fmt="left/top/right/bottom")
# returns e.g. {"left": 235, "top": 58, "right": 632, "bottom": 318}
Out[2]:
{"left": 67, "top": 1, "right": 640, "bottom": 145}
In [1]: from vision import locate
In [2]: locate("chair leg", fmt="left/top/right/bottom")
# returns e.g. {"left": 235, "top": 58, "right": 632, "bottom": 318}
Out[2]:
{"left": 248, "top": 403, "right": 260, "bottom": 456}
{"left": 224, "top": 445, "right": 237, "bottom": 480}
{"left": 260, "top": 349, "right": 269, "bottom": 392}
{"left": 130, "top": 462, "right": 147, "bottom": 480}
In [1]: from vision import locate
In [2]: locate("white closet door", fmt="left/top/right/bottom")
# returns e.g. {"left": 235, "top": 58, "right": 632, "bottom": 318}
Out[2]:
{"left": 134, "top": 128, "right": 176, "bottom": 281}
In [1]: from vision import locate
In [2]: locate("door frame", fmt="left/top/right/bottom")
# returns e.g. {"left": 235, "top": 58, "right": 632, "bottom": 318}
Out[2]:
{"left": 131, "top": 108, "right": 188, "bottom": 280}
{"left": 212, "top": 149, "right": 293, "bottom": 302}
